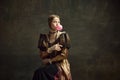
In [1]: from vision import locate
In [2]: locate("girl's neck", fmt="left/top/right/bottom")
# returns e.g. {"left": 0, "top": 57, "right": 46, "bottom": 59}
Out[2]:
{"left": 49, "top": 29, "right": 58, "bottom": 34}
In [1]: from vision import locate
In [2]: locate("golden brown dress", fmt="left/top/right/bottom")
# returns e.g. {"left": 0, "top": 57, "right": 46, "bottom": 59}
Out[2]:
{"left": 33, "top": 31, "right": 72, "bottom": 80}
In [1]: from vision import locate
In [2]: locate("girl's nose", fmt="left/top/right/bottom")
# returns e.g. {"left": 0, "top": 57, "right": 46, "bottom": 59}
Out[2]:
{"left": 57, "top": 23, "right": 60, "bottom": 25}
{"left": 56, "top": 23, "right": 58, "bottom": 26}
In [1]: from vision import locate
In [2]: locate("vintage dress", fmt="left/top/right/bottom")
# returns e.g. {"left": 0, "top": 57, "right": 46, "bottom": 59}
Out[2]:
{"left": 33, "top": 31, "right": 72, "bottom": 80}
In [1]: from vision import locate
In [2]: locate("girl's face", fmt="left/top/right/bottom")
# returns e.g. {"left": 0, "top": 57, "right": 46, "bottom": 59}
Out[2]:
{"left": 50, "top": 17, "right": 60, "bottom": 30}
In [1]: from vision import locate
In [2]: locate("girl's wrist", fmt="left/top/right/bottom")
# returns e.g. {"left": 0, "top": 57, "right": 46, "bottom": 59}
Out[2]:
{"left": 47, "top": 48, "right": 52, "bottom": 53}
{"left": 48, "top": 59, "right": 52, "bottom": 64}
{"left": 47, "top": 45, "right": 55, "bottom": 53}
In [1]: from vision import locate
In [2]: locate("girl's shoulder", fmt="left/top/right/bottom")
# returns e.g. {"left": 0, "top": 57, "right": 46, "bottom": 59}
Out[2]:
{"left": 39, "top": 33, "right": 48, "bottom": 38}
{"left": 57, "top": 31, "right": 67, "bottom": 38}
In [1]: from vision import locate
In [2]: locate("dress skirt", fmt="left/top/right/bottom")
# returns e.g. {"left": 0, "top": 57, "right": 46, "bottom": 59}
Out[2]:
{"left": 32, "top": 64, "right": 59, "bottom": 80}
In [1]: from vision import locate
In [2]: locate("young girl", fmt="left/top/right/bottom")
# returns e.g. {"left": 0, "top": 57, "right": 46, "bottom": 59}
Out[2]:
{"left": 33, "top": 14, "right": 72, "bottom": 80}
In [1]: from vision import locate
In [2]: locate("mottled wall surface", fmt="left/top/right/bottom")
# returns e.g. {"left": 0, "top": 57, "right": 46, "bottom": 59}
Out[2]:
{"left": 0, "top": 0, "right": 120, "bottom": 80}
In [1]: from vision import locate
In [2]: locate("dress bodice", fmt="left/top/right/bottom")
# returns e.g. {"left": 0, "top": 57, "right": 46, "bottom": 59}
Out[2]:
{"left": 38, "top": 31, "right": 71, "bottom": 59}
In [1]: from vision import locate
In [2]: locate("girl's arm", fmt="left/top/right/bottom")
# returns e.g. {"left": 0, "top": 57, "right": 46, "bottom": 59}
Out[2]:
{"left": 50, "top": 48, "right": 69, "bottom": 63}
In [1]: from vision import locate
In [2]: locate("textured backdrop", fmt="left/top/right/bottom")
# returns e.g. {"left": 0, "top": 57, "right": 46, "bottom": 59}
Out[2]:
{"left": 0, "top": 0, "right": 120, "bottom": 80}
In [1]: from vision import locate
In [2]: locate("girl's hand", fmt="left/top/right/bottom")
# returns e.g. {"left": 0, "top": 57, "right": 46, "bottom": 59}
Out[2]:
{"left": 47, "top": 43, "right": 63, "bottom": 53}
{"left": 52, "top": 43, "right": 63, "bottom": 51}
{"left": 42, "top": 59, "right": 51, "bottom": 64}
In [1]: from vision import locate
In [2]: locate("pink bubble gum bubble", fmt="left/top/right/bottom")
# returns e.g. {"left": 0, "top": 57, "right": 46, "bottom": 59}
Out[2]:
{"left": 56, "top": 25, "right": 63, "bottom": 31}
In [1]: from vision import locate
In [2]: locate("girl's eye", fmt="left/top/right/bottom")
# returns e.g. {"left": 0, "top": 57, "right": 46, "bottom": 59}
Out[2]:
{"left": 53, "top": 21, "right": 56, "bottom": 23}
{"left": 52, "top": 20, "right": 60, "bottom": 23}
{"left": 53, "top": 21, "right": 57, "bottom": 23}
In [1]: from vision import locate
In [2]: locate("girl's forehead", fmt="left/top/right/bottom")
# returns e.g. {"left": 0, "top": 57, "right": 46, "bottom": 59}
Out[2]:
{"left": 53, "top": 17, "right": 60, "bottom": 21}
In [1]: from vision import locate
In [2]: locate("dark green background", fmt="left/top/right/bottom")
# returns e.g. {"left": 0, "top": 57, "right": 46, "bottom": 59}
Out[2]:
{"left": 0, "top": 0, "right": 120, "bottom": 80}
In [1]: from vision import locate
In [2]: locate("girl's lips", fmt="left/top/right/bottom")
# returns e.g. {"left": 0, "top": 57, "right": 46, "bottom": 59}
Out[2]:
{"left": 56, "top": 24, "right": 63, "bottom": 31}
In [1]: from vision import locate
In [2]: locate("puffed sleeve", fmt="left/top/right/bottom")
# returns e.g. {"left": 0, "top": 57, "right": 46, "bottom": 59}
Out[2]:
{"left": 38, "top": 34, "right": 48, "bottom": 51}
{"left": 59, "top": 32, "right": 71, "bottom": 49}
{"left": 64, "top": 33, "right": 71, "bottom": 49}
